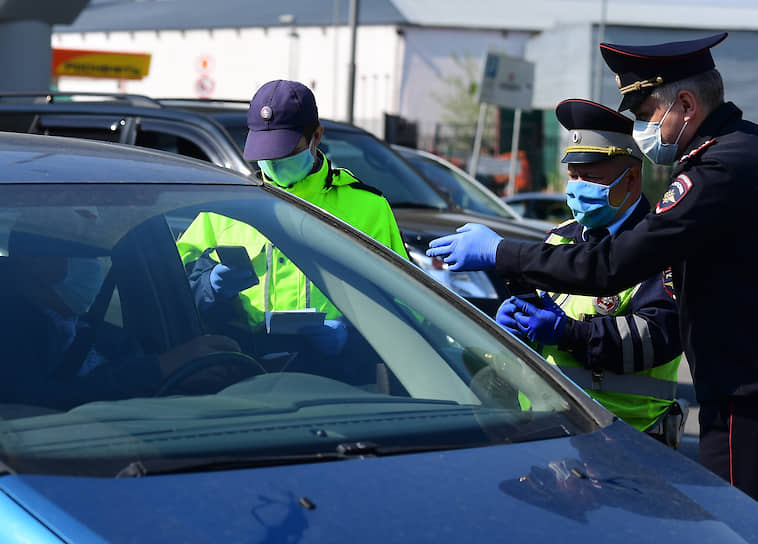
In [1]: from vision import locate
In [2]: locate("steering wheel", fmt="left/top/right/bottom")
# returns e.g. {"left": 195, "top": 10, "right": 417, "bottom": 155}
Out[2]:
{"left": 155, "top": 351, "right": 267, "bottom": 397}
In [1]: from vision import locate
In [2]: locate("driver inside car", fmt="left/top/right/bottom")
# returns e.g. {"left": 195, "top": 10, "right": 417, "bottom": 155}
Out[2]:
{"left": 0, "top": 231, "right": 242, "bottom": 411}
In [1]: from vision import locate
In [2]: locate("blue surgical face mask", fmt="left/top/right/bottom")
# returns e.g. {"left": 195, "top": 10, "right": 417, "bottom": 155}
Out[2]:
{"left": 258, "top": 144, "right": 315, "bottom": 188}
{"left": 565, "top": 168, "right": 631, "bottom": 228}
{"left": 53, "top": 257, "right": 106, "bottom": 316}
{"left": 632, "top": 101, "right": 688, "bottom": 165}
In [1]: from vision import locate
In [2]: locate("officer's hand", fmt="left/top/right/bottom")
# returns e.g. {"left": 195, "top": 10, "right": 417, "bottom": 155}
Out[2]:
{"left": 210, "top": 263, "right": 258, "bottom": 298}
{"left": 512, "top": 292, "right": 567, "bottom": 346}
{"left": 426, "top": 223, "right": 503, "bottom": 271}
{"left": 495, "top": 297, "right": 527, "bottom": 340}
{"left": 301, "top": 319, "right": 348, "bottom": 356}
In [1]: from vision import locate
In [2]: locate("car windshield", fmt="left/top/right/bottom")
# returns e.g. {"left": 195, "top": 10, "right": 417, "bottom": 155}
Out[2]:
{"left": 399, "top": 152, "right": 520, "bottom": 220}
{"left": 221, "top": 120, "right": 449, "bottom": 210}
{"left": 0, "top": 183, "right": 594, "bottom": 477}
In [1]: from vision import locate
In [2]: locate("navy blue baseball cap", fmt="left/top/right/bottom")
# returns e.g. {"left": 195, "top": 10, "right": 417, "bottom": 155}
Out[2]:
{"left": 556, "top": 99, "right": 642, "bottom": 163}
{"left": 600, "top": 32, "right": 727, "bottom": 111}
{"left": 243, "top": 80, "right": 319, "bottom": 161}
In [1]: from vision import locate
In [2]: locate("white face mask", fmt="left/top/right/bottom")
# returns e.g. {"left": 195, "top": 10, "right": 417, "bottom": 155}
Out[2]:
{"left": 632, "top": 101, "right": 688, "bottom": 165}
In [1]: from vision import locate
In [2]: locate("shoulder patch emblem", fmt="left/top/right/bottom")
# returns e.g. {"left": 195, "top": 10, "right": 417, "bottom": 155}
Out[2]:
{"left": 593, "top": 295, "right": 621, "bottom": 315}
{"left": 679, "top": 138, "right": 716, "bottom": 163}
{"left": 662, "top": 267, "right": 675, "bottom": 300}
{"left": 656, "top": 174, "right": 692, "bottom": 214}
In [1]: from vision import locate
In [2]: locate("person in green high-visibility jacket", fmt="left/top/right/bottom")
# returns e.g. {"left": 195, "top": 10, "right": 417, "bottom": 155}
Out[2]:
{"left": 494, "top": 99, "right": 685, "bottom": 447}
{"left": 177, "top": 80, "right": 407, "bottom": 357}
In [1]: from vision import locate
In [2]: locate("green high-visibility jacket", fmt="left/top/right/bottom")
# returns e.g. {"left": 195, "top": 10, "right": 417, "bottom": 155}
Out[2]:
{"left": 177, "top": 152, "right": 408, "bottom": 328}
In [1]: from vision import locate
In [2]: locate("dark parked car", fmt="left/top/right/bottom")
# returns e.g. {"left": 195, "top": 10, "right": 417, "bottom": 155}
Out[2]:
{"left": 0, "top": 93, "right": 545, "bottom": 317}
{"left": 0, "top": 131, "right": 756, "bottom": 542}
{"left": 502, "top": 191, "right": 573, "bottom": 223}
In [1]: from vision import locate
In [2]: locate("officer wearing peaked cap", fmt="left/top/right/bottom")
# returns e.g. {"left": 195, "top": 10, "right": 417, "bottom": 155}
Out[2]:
{"left": 426, "top": 33, "right": 758, "bottom": 500}
{"left": 495, "top": 99, "right": 684, "bottom": 445}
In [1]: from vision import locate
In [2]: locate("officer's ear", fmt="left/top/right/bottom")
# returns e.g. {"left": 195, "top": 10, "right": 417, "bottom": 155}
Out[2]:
{"left": 678, "top": 90, "right": 698, "bottom": 122}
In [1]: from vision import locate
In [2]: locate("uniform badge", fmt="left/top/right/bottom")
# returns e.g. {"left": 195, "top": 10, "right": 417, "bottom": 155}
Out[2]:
{"left": 662, "top": 267, "right": 676, "bottom": 300}
{"left": 593, "top": 295, "right": 620, "bottom": 315}
{"left": 572, "top": 131, "right": 581, "bottom": 144}
{"left": 260, "top": 106, "right": 273, "bottom": 120}
{"left": 655, "top": 174, "right": 692, "bottom": 214}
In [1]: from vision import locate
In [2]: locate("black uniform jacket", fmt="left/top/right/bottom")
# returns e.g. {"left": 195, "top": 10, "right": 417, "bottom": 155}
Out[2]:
{"left": 496, "top": 102, "right": 758, "bottom": 402}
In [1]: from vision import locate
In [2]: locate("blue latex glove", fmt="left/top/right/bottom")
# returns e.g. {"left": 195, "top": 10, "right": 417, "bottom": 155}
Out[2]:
{"left": 495, "top": 296, "right": 526, "bottom": 340}
{"left": 301, "top": 319, "right": 348, "bottom": 356}
{"left": 210, "top": 263, "right": 258, "bottom": 298}
{"left": 426, "top": 223, "right": 503, "bottom": 271}
{"left": 512, "top": 292, "right": 567, "bottom": 345}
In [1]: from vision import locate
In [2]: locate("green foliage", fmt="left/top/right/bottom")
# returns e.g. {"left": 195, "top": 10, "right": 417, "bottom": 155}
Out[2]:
{"left": 430, "top": 53, "right": 497, "bottom": 156}
{"left": 641, "top": 161, "right": 673, "bottom": 202}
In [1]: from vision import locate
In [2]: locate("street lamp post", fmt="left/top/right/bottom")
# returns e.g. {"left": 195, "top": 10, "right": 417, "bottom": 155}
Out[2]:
{"left": 279, "top": 13, "right": 298, "bottom": 81}
{"left": 592, "top": 0, "right": 608, "bottom": 102}
{"left": 346, "top": 0, "right": 358, "bottom": 124}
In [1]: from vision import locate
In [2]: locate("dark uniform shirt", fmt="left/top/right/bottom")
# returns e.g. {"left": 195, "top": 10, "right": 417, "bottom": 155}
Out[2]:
{"left": 495, "top": 102, "right": 758, "bottom": 402}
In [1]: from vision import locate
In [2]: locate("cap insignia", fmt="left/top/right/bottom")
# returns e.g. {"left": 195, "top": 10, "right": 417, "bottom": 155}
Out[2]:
{"left": 572, "top": 131, "right": 581, "bottom": 144}
{"left": 618, "top": 76, "right": 664, "bottom": 95}
{"left": 260, "top": 106, "right": 273, "bottom": 120}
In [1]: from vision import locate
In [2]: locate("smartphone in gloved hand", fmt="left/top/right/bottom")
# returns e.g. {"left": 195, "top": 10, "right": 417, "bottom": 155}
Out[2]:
{"left": 516, "top": 290, "right": 543, "bottom": 308}
{"left": 216, "top": 245, "right": 253, "bottom": 273}
{"left": 506, "top": 280, "right": 542, "bottom": 308}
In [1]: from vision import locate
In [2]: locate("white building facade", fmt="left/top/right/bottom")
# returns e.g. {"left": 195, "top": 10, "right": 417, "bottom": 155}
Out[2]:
{"left": 52, "top": 0, "right": 758, "bottom": 187}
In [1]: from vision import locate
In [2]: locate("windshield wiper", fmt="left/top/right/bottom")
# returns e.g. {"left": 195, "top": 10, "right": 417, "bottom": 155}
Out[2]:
{"left": 115, "top": 441, "right": 475, "bottom": 478}
{"left": 115, "top": 453, "right": 344, "bottom": 478}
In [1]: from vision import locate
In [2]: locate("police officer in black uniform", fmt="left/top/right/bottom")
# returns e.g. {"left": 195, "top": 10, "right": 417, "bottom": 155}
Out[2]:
{"left": 427, "top": 32, "right": 758, "bottom": 501}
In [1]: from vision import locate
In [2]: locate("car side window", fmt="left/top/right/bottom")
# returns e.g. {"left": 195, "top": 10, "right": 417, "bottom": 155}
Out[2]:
{"left": 136, "top": 130, "right": 211, "bottom": 162}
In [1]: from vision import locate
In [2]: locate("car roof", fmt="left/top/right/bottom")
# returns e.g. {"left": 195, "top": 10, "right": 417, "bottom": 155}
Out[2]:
{"left": 0, "top": 131, "right": 258, "bottom": 185}
{"left": 0, "top": 101, "right": 231, "bottom": 132}
{"left": 155, "top": 98, "right": 367, "bottom": 134}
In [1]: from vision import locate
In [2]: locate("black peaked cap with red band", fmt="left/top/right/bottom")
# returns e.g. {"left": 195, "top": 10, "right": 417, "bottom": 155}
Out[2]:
{"left": 600, "top": 32, "right": 727, "bottom": 111}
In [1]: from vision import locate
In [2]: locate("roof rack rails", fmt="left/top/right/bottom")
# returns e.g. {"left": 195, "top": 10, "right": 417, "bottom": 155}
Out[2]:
{"left": 0, "top": 92, "right": 162, "bottom": 108}
{"left": 157, "top": 98, "right": 249, "bottom": 109}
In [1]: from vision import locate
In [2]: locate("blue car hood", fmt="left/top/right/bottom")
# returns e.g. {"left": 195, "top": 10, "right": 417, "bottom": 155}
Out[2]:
{"left": 1, "top": 421, "right": 757, "bottom": 543}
